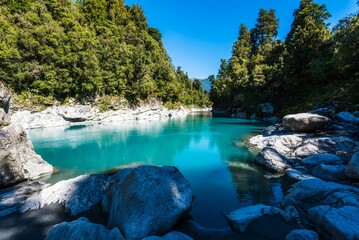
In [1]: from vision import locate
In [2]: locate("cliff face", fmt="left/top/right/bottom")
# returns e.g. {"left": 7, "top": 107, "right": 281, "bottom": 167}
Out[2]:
{"left": 0, "top": 83, "right": 53, "bottom": 188}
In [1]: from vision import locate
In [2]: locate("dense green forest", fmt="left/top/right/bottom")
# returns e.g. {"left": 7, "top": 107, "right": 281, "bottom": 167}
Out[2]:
{"left": 0, "top": 0, "right": 210, "bottom": 107}
{"left": 210, "top": 0, "right": 359, "bottom": 115}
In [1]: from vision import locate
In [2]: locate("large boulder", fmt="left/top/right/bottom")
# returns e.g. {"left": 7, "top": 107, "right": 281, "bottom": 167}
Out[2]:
{"left": 105, "top": 166, "right": 193, "bottom": 240}
{"left": 21, "top": 174, "right": 109, "bottom": 216}
{"left": 345, "top": 152, "right": 359, "bottom": 179}
{"left": 301, "top": 154, "right": 344, "bottom": 166}
{"left": 0, "top": 82, "right": 11, "bottom": 113}
{"left": 226, "top": 204, "right": 284, "bottom": 233}
{"left": 45, "top": 217, "right": 124, "bottom": 240}
{"left": 308, "top": 206, "right": 359, "bottom": 240}
{"left": 285, "top": 229, "right": 319, "bottom": 240}
{"left": 254, "top": 147, "right": 291, "bottom": 172}
{"left": 282, "top": 113, "right": 330, "bottom": 132}
{"left": 0, "top": 123, "right": 53, "bottom": 187}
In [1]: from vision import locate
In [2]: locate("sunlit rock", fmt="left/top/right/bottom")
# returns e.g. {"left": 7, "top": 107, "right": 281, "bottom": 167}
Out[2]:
{"left": 282, "top": 113, "right": 330, "bottom": 132}
{"left": 254, "top": 147, "right": 291, "bottom": 172}
{"left": 21, "top": 174, "right": 109, "bottom": 216}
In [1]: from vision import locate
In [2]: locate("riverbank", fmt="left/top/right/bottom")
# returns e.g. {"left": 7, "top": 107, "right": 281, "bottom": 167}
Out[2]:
{"left": 10, "top": 102, "right": 211, "bottom": 130}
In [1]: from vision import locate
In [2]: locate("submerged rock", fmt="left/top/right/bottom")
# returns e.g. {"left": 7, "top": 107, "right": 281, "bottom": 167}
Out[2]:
{"left": 21, "top": 174, "right": 109, "bottom": 216}
{"left": 105, "top": 165, "right": 193, "bottom": 240}
{"left": 285, "top": 229, "right": 319, "bottom": 240}
{"left": 282, "top": 113, "right": 330, "bottom": 132}
{"left": 254, "top": 147, "right": 291, "bottom": 172}
{"left": 226, "top": 204, "right": 284, "bottom": 233}
{"left": 345, "top": 152, "right": 359, "bottom": 179}
{"left": 45, "top": 217, "right": 124, "bottom": 240}
{"left": 0, "top": 123, "right": 53, "bottom": 188}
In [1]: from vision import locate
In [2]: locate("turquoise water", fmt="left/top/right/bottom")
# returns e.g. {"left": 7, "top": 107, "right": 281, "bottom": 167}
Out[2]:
{"left": 29, "top": 114, "right": 285, "bottom": 228}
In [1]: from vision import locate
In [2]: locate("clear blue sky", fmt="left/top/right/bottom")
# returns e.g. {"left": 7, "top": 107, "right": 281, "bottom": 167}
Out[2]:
{"left": 125, "top": 0, "right": 358, "bottom": 79}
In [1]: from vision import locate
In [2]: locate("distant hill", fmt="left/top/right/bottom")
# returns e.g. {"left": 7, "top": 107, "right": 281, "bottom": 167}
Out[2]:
{"left": 191, "top": 78, "right": 212, "bottom": 93}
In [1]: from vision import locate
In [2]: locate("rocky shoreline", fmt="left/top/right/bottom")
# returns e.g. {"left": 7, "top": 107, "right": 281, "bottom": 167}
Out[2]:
{"left": 2, "top": 80, "right": 359, "bottom": 239}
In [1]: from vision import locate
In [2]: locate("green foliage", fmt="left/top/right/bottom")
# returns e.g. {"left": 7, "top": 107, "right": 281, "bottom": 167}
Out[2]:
{"left": 0, "top": 0, "right": 210, "bottom": 108}
{"left": 210, "top": 0, "right": 358, "bottom": 114}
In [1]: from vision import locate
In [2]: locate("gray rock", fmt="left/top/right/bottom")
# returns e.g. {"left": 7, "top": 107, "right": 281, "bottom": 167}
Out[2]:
{"left": 285, "top": 229, "right": 319, "bottom": 240}
{"left": 0, "top": 123, "right": 53, "bottom": 187}
{"left": 282, "top": 178, "right": 359, "bottom": 210}
{"left": 142, "top": 231, "right": 193, "bottom": 240}
{"left": 21, "top": 174, "right": 109, "bottom": 215}
{"left": 293, "top": 137, "right": 358, "bottom": 159}
{"left": 345, "top": 152, "right": 359, "bottom": 179}
{"left": 45, "top": 217, "right": 125, "bottom": 240}
{"left": 0, "top": 82, "right": 11, "bottom": 113}
{"left": 105, "top": 166, "right": 193, "bottom": 240}
{"left": 285, "top": 169, "right": 316, "bottom": 182}
{"left": 308, "top": 206, "right": 359, "bottom": 240}
{"left": 0, "top": 108, "right": 11, "bottom": 127}
{"left": 310, "top": 108, "right": 335, "bottom": 118}
{"left": 282, "top": 113, "right": 330, "bottom": 132}
{"left": 254, "top": 147, "right": 291, "bottom": 172}
{"left": 312, "top": 164, "right": 347, "bottom": 181}
{"left": 226, "top": 204, "right": 284, "bottom": 233}
{"left": 301, "top": 154, "right": 344, "bottom": 166}
{"left": 336, "top": 111, "right": 359, "bottom": 123}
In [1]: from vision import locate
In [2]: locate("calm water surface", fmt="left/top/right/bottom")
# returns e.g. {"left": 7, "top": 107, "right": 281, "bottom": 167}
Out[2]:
{"left": 29, "top": 113, "right": 285, "bottom": 228}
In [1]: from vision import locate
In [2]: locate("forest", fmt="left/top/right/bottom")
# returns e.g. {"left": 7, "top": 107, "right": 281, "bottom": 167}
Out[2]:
{"left": 210, "top": 0, "right": 359, "bottom": 115}
{"left": 0, "top": 0, "right": 210, "bottom": 107}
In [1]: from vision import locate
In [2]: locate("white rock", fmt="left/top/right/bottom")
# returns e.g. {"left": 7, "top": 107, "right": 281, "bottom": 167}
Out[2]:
{"left": 21, "top": 174, "right": 109, "bottom": 216}
{"left": 282, "top": 113, "right": 330, "bottom": 132}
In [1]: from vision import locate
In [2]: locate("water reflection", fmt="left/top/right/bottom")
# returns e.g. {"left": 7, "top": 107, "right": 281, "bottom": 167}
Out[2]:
{"left": 29, "top": 114, "right": 287, "bottom": 228}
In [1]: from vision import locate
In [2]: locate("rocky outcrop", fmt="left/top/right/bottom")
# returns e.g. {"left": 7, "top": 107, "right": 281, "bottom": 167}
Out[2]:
{"left": 11, "top": 104, "right": 190, "bottom": 130}
{"left": 345, "top": 152, "right": 359, "bottom": 179}
{"left": 285, "top": 229, "right": 319, "bottom": 240}
{"left": 0, "top": 123, "right": 53, "bottom": 188}
{"left": 282, "top": 113, "right": 330, "bottom": 132}
{"left": 0, "top": 82, "right": 54, "bottom": 188}
{"left": 104, "top": 166, "right": 193, "bottom": 240}
{"left": 254, "top": 147, "right": 291, "bottom": 172}
{"left": 0, "top": 82, "right": 11, "bottom": 113}
{"left": 45, "top": 217, "right": 125, "bottom": 240}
